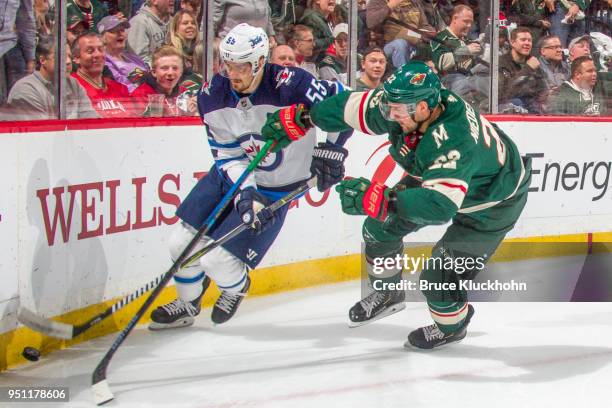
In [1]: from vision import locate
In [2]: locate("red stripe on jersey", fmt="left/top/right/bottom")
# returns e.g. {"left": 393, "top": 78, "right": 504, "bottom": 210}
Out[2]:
{"left": 438, "top": 181, "right": 468, "bottom": 194}
{"left": 358, "top": 91, "right": 370, "bottom": 134}
{"left": 429, "top": 303, "right": 469, "bottom": 317}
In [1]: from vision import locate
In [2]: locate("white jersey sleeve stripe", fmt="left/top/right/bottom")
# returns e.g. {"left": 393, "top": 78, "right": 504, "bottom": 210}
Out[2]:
{"left": 422, "top": 178, "right": 468, "bottom": 209}
{"left": 344, "top": 91, "right": 375, "bottom": 135}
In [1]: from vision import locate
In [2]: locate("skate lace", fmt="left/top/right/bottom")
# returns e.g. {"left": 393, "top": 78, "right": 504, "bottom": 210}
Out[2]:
{"left": 423, "top": 324, "right": 445, "bottom": 342}
{"left": 359, "top": 291, "right": 386, "bottom": 318}
{"left": 216, "top": 291, "right": 246, "bottom": 314}
{"left": 161, "top": 299, "right": 198, "bottom": 317}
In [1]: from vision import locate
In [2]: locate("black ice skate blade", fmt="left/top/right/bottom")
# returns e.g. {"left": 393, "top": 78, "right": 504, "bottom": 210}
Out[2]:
{"left": 348, "top": 303, "right": 406, "bottom": 328}
{"left": 148, "top": 317, "right": 195, "bottom": 331}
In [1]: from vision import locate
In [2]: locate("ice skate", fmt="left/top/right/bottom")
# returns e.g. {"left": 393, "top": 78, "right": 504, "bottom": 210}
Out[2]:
{"left": 348, "top": 287, "right": 406, "bottom": 328}
{"left": 211, "top": 276, "right": 251, "bottom": 324}
{"left": 149, "top": 276, "right": 211, "bottom": 330}
{"left": 405, "top": 304, "right": 475, "bottom": 350}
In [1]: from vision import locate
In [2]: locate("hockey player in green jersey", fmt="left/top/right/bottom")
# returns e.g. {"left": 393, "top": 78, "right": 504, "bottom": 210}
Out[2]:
{"left": 261, "top": 61, "right": 531, "bottom": 350}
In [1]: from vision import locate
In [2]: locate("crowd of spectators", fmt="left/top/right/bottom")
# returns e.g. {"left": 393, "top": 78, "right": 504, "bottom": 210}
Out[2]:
{"left": 0, "top": 0, "right": 610, "bottom": 120}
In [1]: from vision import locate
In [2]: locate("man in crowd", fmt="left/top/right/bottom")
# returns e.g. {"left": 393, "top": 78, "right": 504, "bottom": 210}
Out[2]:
{"left": 366, "top": 0, "right": 435, "bottom": 68}
{"left": 498, "top": 26, "right": 547, "bottom": 113}
{"left": 356, "top": 46, "right": 387, "bottom": 90}
{"left": 287, "top": 24, "right": 319, "bottom": 78}
{"left": 6, "top": 40, "right": 97, "bottom": 120}
{"left": 0, "top": 0, "right": 36, "bottom": 104}
{"left": 549, "top": 56, "right": 607, "bottom": 115}
{"left": 318, "top": 23, "right": 349, "bottom": 85}
{"left": 72, "top": 32, "right": 133, "bottom": 117}
{"left": 537, "top": 35, "right": 570, "bottom": 96}
{"left": 431, "top": 5, "right": 484, "bottom": 100}
{"left": 127, "top": 0, "right": 172, "bottom": 67}
{"left": 270, "top": 45, "right": 297, "bottom": 68}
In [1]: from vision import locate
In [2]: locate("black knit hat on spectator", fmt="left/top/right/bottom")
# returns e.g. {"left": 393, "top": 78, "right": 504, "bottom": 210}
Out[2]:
{"left": 97, "top": 15, "right": 130, "bottom": 34}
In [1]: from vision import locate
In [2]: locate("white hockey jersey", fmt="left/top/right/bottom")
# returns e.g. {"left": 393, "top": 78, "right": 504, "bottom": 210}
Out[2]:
{"left": 197, "top": 63, "right": 349, "bottom": 197}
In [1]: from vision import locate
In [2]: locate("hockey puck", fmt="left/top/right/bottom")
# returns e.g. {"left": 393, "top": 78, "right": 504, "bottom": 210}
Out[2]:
{"left": 22, "top": 346, "right": 40, "bottom": 362}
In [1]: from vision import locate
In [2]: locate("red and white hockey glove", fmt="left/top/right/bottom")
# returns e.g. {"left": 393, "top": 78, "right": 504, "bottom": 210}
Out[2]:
{"left": 262, "top": 103, "right": 312, "bottom": 153}
{"left": 335, "top": 177, "right": 396, "bottom": 222}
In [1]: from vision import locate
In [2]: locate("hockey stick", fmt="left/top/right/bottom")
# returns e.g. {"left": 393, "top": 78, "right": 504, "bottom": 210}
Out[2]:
{"left": 180, "top": 176, "right": 318, "bottom": 268}
{"left": 16, "top": 177, "right": 317, "bottom": 341}
{"left": 91, "top": 140, "right": 276, "bottom": 406}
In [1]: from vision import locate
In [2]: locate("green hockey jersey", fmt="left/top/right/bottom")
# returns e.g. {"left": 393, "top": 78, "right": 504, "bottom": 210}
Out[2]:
{"left": 310, "top": 88, "right": 528, "bottom": 225}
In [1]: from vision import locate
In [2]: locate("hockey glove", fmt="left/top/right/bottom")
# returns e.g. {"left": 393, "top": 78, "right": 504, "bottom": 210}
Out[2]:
{"left": 310, "top": 142, "right": 349, "bottom": 192}
{"left": 335, "top": 178, "right": 396, "bottom": 222}
{"left": 236, "top": 187, "right": 274, "bottom": 234}
{"left": 262, "top": 103, "right": 312, "bottom": 153}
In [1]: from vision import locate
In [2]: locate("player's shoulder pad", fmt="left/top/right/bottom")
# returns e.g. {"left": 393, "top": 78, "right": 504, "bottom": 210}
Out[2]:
{"left": 269, "top": 63, "right": 311, "bottom": 89}
{"left": 419, "top": 92, "right": 479, "bottom": 154}
{"left": 197, "top": 74, "right": 229, "bottom": 116}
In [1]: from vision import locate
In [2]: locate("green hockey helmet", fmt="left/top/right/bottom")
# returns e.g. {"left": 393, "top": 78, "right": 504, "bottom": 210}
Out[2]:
{"left": 380, "top": 61, "right": 441, "bottom": 121}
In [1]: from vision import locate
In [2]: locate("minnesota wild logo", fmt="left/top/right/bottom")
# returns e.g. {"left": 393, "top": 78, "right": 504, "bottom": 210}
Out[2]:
{"left": 410, "top": 73, "right": 426, "bottom": 85}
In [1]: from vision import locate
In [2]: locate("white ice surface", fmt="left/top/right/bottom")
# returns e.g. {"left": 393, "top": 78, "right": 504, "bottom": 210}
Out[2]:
{"left": 3, "top": 276, "right": 612, "bottom": 408}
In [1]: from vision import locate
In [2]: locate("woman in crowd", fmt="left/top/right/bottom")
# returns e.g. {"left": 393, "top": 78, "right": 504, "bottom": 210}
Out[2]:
{"left": 131, "top": 46, "right": 198, "bottom": 116}
{"left": 99, "top": 15, "right": 149, "bottom": 92}
{"left": 167, "top": 10, "right": 200, "bottom": 70}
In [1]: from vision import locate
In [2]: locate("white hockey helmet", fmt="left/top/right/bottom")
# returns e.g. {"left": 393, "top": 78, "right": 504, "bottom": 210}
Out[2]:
{"left": 220, "top": 23, "right": 269, "bottom": 75}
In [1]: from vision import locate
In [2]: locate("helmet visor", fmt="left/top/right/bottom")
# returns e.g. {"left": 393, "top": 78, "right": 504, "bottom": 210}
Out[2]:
{"left": 219, "top": 60, "right": 252, "bottom": 78}
{"left": 379, "top": 97, "right": 417, "bottom": 122}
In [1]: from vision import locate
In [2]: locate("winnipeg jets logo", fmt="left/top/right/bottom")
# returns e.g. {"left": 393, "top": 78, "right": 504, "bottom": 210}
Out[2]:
{"left": 239, "top": 133, "right": 283, "bottom": 171}
{"left": 275, "top": 69, "right": 294, "bottom": 88}
{"left": 249, "top": 35, "right": 263, "bottom": 47}
{"left": 410, "top": 73, "right": 427, "bottom": 85}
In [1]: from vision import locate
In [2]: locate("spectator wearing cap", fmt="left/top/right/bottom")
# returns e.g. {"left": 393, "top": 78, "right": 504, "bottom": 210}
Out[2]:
{"left": 549, "top": 55, "right": 607, "bottom": 115}
{"left": 213, "top": 0, "right": 277, "bottom": 47}
{"left": 271, "top": 45, "right": 297, "bottom": 67}
{"left": 567, "top": 34, "right": 612, "bottom": 112}
{"left": 356, "top": 46, "right": 387, "bottom": 90}
{"left": 537, "top": 35, "right": 570, "bottom": 94}
{"left": 127, "top": 0, "right": 172, "bottom": 68}
{"left": 366, "top": 0, "right": 435, "bottom": 69}
{"left": 568, "top": 35, "right": 591, "bottom": 62}
{"left": 0, "top": 0, "right": 36, "bottom": 105}
{"left": 66, "top": 0, "right": 109, "bottom": 32}
{"left": 318, "top": 23, "right": 350, "bottom": 85}
{"left": 167, "top": 10, "right": 199, "bottom": 70}
{"left": 287, "top": 24, "right": 319, "bottom": 78}
{"left": 71, "top": 32, "right": 134, "bottom": 117}
{"left": 99, "top": 15, "right": 149, "bottom": 92}
{"left": 6, "top": 40, "right": 97, "bottom": 120}
{"left": 132, "top": 45, "right": 198, "bottom": 116}
{"left": 299, "top": 0, "right": 348, "bottom": 62}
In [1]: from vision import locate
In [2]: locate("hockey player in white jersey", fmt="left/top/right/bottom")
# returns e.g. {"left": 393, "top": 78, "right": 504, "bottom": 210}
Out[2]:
{"left": 149, "top": 23, "right": 350, "bottom": 329}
